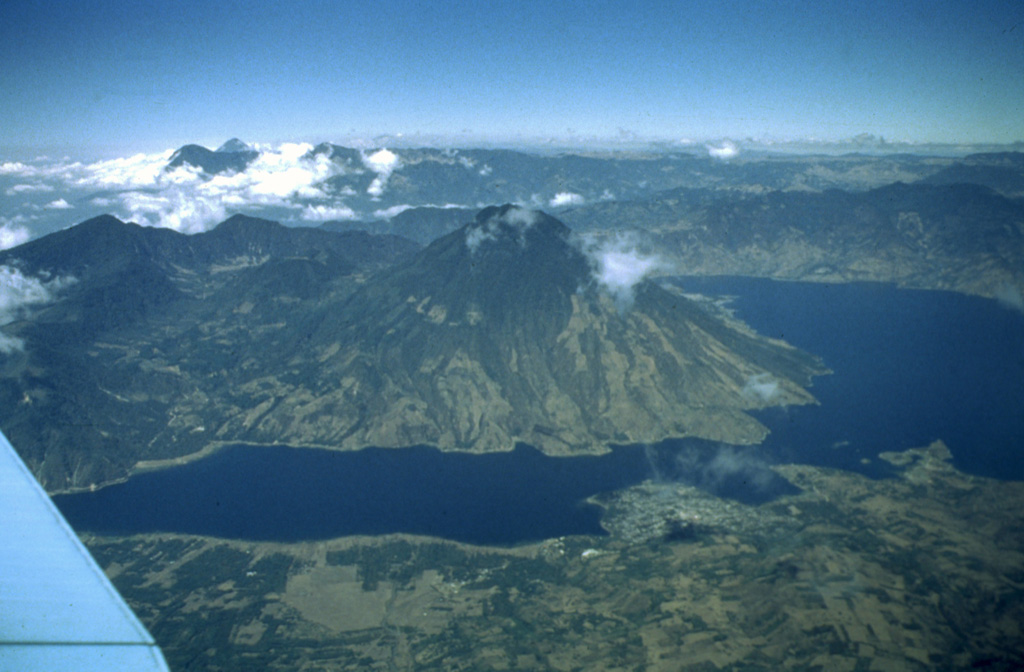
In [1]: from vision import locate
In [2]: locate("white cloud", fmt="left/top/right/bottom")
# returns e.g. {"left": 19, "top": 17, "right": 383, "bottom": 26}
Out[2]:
{"left": 549, "top": 192, "right": 585, "bottom": 208}
{"left": 76, "top": 150, "right": 175, "bottom": 188}
{"left": 0, "top": 332, "right": 23, "bottom": 354}
{"left": 119, "top": 189, "right": 227, "bottom": 234}
{"left": 580, "top": 232, "right": 669, "bottom": 310}
{"left": 5, "top": 183, "right": 54, "bottom": 196}
{"left": 707, "top": 141, "right": 739, "bottom": 159}
{"left": 0, "top": 213, "right": 32, "bottom": 227}
{"left": 363, "top": 149, "right": 400, "bottom": 171}
{"left": 373, "top": 204, "right": 414, "bottom": 219}
{"left": 0, "top": 266, "right": 75, "bottom": 353}
{"left": 479, "top": 164, "right": 493, "bottom": 176}
{"left": 372, "top": 203, "right": 470, "bottom": 220}
{"left": 43, "top": 198, "right": 72, "bottom": 210}
{"left": 596, "top": 250, "right": 661, "bottom": 299}
{"left": 0, "top": 224, "right": 30, "bottom": 250}
{"left": 236, "top": 143, "right": 336, "bottom": 200}
{"left": 361, "top": 148, "right": 402, "bottom": 199}
{"left": 0, "top": 161, "right": 36, "bottom": 176}
{"left": 54, "top": 142, "right": 353, "bottom": 233}
{"left": 741, "top": 373, "right": 780, "bottom": 403}
{"left": 162, "top": 164, "right": 205, "bottom": 185}
{"left": 465, "top": 206, "right": 540, "bottom": 254}
{"left": 702, "top": 446, "right": 776, "bottom": 492}
{"left": 465, "top": 225, "right": 495, "bottom": 254}
{"left": 502, "top": 207, "right": 539, "bottom": 230}
{"left": 301, "top": 204, "right": 358, "bottom": 221}
{"left": 652, "top": 443, "right": 778, "bottom": 495}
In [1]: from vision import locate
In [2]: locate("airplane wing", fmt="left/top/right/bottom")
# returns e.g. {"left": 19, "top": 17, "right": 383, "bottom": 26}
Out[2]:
{"left": 0, "top": 429, "right": 170, "bottom": 671}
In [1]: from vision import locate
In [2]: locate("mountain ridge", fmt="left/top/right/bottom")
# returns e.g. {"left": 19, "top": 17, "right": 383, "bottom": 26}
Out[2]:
{"left": 560, "top": 181, "right": 1024, "bottom": 298}
{"left": 0, "top": 207, "right": 824, "bottom": 490}
{"left": 212, "top": 205, "right": 824, "bottom": 457}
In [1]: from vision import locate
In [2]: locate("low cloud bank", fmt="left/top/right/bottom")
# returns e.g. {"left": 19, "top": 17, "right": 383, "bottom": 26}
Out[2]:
{"left": 0, "top": 161, "right": 40, "bottom": 176}
{"left": 373, "top": 204, "right": 414, "bottom": 219}
{"left": 302, "top": 204, "right": 358, "bottom": 222}
{"left": 135, "top": 142, "right": 347, "bottom": 231}
{"left": 0, "top": 266, "right": 75, "bottom": 353}
{"left": 118, "top": 189, "right": 227, "bottom": 235}
{"left": 0, "top": 143, "right": 360, "bottom": 234}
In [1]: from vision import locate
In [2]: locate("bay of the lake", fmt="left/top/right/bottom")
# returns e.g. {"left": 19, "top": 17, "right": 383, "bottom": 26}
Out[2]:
{"left": 54, "top": 278, "right": 1024, "bottom": 545}
{"left": 671, "top": 277, "right": 1024, "bottom": 481}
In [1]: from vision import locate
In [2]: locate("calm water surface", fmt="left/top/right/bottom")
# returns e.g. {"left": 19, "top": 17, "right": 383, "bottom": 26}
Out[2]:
{"left": 55, "top": 278, "right": 1024, "bottom": 543}
{"left": 673, "top": 277, "right": 1024, "bottom": 480}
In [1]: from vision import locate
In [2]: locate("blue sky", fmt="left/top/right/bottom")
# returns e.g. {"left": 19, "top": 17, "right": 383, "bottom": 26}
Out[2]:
{"left": 1, "top": 0, "right": 1023, "bottom": 156}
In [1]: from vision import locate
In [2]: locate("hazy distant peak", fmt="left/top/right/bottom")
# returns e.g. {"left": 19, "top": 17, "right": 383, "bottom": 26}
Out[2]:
{"left": 168, "top": 144, "right": 210, "bottom": 164}
{"left": 211, "top": 213, "right": 284, "bottom": 233}
{"left": 306, "top": 142, "right": 363, "bottom": 165}
{"left": 167, "top": 143, "right": 258, "bottom": 174}
{"left": 215, "top": 138, "right": 252, "bottom": 153}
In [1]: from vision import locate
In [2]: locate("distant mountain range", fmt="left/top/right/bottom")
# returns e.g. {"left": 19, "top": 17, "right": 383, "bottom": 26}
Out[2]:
{"left": 165, "top": 140, "right": 1024, "bottom": 201}
{"left": 2, "top": 141, "right": 1023, "bottom": 490}
{"left": 0, "top": 208, "right": 823, "bottom": 491}
{"left": 560, "top": 181, "right": 1024, "bottom": 298}
{"left": 157, "top": 140, "right": 1024, "bottom": 296}
{"left": 167, "top": 138, "right": 259, "bottom": 175}
{"left": 160, "top": 139, "right": 1024, "bottom": 229}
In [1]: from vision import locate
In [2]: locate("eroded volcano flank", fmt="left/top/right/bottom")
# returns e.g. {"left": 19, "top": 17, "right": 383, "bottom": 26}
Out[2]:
{"left": 233, "top": 205, "right": 826, "bottom": 455}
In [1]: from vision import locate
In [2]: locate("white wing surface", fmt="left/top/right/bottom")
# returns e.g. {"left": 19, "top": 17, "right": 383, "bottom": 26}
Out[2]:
{"left": 0, "top": 429, "right": 169, "bottom": 671}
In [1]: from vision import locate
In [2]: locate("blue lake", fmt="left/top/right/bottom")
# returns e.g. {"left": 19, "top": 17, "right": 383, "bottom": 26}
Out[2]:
{"left": 671, "top": 277, "right": 1024, "bottom": 481}
{"left": 54, "top": 278, "right": 1024, "bottom": 545}
{"left": 54, "top": 443, "right": 650, "bottom": 545}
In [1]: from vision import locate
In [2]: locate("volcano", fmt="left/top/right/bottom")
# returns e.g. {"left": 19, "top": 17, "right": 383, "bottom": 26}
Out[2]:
{"left": 226, "top": 205, "right": 826, "bottom": 454}
{"left": 1, "top": 207, "right": 825, "bottom": 489}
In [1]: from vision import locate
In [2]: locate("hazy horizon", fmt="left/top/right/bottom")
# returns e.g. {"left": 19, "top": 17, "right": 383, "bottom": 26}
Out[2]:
{"left": 2, "top": 0, "right": 1022, "bottom": 157}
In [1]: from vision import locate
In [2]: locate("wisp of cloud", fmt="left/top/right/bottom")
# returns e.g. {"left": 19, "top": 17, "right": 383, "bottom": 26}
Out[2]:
{"left": 707, "top": 140, "right": 739, "bottom": 159}
{"left": 645, "top": 441, "right": 796, "bottom": 505}
{"left": 361, "top": 148, "right": 401, "bottom": 200}
{"left": 0, "top": 266, "right": 75, "bottom": 353}
{"left": 579, "top": 231, "right": 668, "bottom": 311}
{"left": 0, "top": 221, "right": 30, "bottom": 250}
{"left": 994, "top": 284, "right": 1024, "bottom": 313}
{"left": 741, "top": 373, "right": 781, "bottom": 403}
{"left": 464, "top": 206, "right": 539, "bottom": 254}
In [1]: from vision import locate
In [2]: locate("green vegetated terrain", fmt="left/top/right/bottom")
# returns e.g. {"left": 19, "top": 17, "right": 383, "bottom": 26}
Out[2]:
{"left": 3, "top": 148, "right": 1024, "bottom": 670}
{"left": 0, "top": 206, "right": 827, "bottom": 491}
{"left": 84, "top": 443, "right": 1024, "bottom": 671}
{"left": 560, "top": 181, "right": 1024, "bottom": 298}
